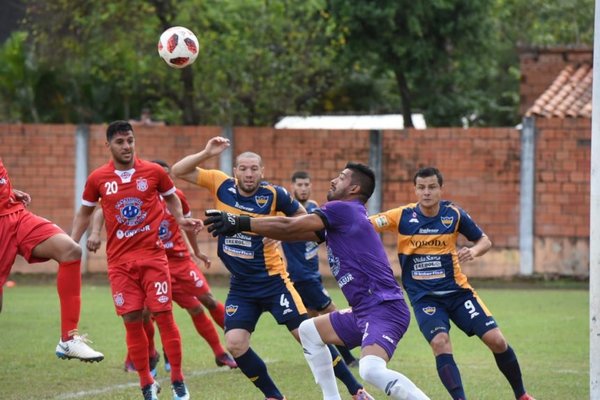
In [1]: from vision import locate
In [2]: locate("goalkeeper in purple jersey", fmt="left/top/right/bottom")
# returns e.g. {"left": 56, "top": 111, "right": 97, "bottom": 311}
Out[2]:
{"left": 281, "top": 170, "right": 358, "bottom": 367}
{"left": 370, "top": 166, "right": 535, "bottom": 400}
{"left": 205, "top": 162, "right": 429, "bottom": 400}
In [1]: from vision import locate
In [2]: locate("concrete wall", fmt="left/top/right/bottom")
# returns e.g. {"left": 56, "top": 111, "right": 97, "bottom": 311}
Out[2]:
{"left": 1, "top": 119, "right": 590, "bottom": 278}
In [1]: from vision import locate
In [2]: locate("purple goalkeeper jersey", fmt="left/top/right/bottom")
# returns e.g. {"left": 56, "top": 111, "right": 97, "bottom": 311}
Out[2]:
{"left": 315, "top": 200, "right": 404, "bottom": 312}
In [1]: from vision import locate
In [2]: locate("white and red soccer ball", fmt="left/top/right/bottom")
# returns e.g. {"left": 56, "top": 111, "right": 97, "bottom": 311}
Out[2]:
{"left": 157, "top": 26, "right": 199, "bottom": 69}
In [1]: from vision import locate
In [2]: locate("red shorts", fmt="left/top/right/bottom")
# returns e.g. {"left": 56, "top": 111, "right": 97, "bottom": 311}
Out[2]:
{"left": 168, "top": 256, "right": 211, "bottom": 309}
{"left": 0, "top": 209, "right": 64, "bottom": 287}
{"left": 108, "top": 254, "right": 173, "bottom": 316}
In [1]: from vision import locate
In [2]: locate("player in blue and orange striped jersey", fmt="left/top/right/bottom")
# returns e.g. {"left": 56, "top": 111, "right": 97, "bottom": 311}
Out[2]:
{"left": 172, "top": 137, "right": 373, "bottom": 400}
{"left": 369, "top": 166, "right": 535, "bottom": 400}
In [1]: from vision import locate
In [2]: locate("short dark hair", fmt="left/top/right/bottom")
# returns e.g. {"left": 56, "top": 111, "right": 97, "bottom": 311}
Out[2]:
{"left": 345, "top": 162, "right": 375, "bottom": 202}
{"left": 151, "top": 159, "right": 170, "bottom": 169}
{"left": 413, "top": 167, "right": 443, "bottom": 186}
{"left": 106, "top": 120, "right": 134, "bottom": 141}
{"left": 291, "top": 171, "right": 310, "bottom": 182}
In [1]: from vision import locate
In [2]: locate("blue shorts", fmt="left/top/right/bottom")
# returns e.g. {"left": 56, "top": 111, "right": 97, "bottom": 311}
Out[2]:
{"left": 224, "top": 288, "right": 307, "bottom": 333}
{"left": 330, "top": 299, "right": 411, "bottom": 359}
{"left": 412, "top": 290, "right": 498, "bottom": 343}
{"left": 293, "top": 279, "right": 332, "bottom": 312}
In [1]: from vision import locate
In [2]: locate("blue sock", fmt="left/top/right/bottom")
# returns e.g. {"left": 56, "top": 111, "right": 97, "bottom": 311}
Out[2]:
{"left": 328, "top": 344, "right": 362, "bottom": 395}
{"left": 335, "top": 344, "right": 357, "bottom": 365}
{"left": 436, "top": 353, "right": 466, "bottom": 400}
{"left": 235, "top": 347, "right": 284, "bottom": 399}
{"left": 494, "top": 345, "right": 526, "bottom": 398}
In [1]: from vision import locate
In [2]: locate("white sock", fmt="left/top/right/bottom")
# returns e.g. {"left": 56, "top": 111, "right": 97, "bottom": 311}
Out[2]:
{"left": 359, "top": 355, "right": 430, "bottom": 400}
{"left": 298, "top": 319, "right": 341, "bottom": 400}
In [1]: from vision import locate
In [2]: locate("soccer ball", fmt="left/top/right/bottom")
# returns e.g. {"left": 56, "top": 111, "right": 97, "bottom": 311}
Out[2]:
{"left": 157, "top": 26, "right": 199, "bottom": 69}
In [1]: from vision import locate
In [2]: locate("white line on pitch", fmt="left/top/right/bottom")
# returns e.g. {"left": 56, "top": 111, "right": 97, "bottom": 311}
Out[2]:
{"left": 54, "top": 367, "right": 234, "bottom": 399}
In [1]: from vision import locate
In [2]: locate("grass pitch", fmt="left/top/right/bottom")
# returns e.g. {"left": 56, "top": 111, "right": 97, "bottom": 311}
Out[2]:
{"left": 0, "top": 279, "right": 588, "bottom": 399}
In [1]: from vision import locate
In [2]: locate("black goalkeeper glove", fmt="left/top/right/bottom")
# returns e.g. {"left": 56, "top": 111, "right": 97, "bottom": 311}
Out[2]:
{"left": 204, "top": 209, "right": 252, "bottom": 237}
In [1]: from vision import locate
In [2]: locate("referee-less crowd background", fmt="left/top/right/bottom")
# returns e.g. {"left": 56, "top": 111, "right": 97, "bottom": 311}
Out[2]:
{"left": 4, "top": 118, "right": 591, "bottom": 280}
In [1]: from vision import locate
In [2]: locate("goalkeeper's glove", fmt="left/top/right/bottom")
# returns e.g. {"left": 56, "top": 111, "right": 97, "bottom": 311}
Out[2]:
{"left": 204, "top": 209, "right": 251, "bottom": 237}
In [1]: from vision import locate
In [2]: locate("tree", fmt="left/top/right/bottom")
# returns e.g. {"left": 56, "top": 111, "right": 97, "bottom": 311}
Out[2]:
{"left": 190, "top": 0, "right": 341, "bottom": 125}
{"left": 327, "top": 0, "right": 497, "bottom": 127}
{"left": 0, "top": 0, "right": 593, "bottom": 126}
{"left": 326, "top": 0, "right": 594, "bottom": 127}
{"left": 13, "top": 0, "right": 342, "bottom": 126}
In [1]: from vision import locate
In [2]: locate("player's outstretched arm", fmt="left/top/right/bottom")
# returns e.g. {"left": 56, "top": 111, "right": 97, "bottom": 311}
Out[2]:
{"left": 204, "top": 210, "right": 322, "bottom": 242}
{"left": 181, "top": 224, "right": 212, "bottom": 269}
{"left": 171, "top": 136, "right": 231, "bottom": 184}
{"left": 164, "top": 193, "right": 203, "bottom": 233}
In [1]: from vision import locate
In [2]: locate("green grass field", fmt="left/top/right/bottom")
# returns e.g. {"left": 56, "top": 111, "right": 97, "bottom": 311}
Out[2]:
{"left": 0, "top": 280, "right": 588, "bottom": 399}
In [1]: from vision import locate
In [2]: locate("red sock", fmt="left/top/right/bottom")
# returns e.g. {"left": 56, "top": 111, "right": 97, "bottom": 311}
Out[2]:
{"left": 57, "top": 260, "right": 81, "bottom": 341}
{"left": 208, "top": 302, "right": 225, "bottom": 329}
{"left": 143, "top": 317, "right": 157, "bottom": 357}
{"left": 154, "top": 312, "right": 184, "bottom": 382}
{"left": 191, "top": 310, "right": 226, "bottom": 356}
{"left": 124, "top": 320, "right": 153, "bottom": 387}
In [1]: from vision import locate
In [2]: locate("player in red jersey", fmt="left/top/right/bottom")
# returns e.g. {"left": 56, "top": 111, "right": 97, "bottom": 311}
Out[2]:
{"left": 70, "top": 121, "right": 201, "bottom": 400}
{"left": 153, "top": 159, "right": 237, "bottom": 369}
{"left": 0, "top": 157, "right": 104, "bottom": 363}
{"left": 87, "top": 159, "right": 237, "bottom": 372}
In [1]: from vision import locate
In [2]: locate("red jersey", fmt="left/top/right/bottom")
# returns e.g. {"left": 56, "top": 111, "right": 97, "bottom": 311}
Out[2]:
{"left": 159, "top": 188, "right": 192, "bottom": 258}
{"left": 0, "top": 159, "right": 25, "bottom": 216}
{"left": 82, "top": 158, "right": 176, "bottom": 263}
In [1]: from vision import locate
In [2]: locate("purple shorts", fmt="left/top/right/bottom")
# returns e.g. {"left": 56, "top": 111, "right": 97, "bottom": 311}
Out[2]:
{"left": 330, "top": 299, "right": 411, "bottom": 359}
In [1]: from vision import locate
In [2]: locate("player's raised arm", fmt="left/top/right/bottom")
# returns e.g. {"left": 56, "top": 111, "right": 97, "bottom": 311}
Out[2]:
{"left": 204, "top": 210, "right": 323, "bottom": 242}
{"left": 171, "top": 136, "right": 231, "bottom": 184}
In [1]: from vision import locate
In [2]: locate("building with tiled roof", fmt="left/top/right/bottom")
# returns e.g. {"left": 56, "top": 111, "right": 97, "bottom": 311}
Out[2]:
{"left": 519, "top": 46, "right": 593, "bottom": 118}
{"left": 526, "top": 62, "right": 592, "bottom": 118}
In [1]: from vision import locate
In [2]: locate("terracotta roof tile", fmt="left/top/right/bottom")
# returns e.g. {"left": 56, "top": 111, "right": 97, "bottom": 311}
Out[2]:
{"left": 526, "top": 63, "right": 592, "bottom": 118}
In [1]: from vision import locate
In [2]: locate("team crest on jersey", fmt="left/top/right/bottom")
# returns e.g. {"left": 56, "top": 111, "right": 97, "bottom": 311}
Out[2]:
{"left": 409, "top": 211, "right": 419, "bottom": 224}
{"left": 0, "top": 178, "right": 6, "bottom": 185}
{"left": 136, "top": 178, "right": 148, "bottom": 192}
{"left": 158, "top": 220, "right": 172, "bottom": 242}
{"left": 440, "top": 216, "right": 454, "bottom": 228}
{"left": 115, "top": 197, "right": 147, "bottom": 226}
{"left": 255, "top": 195, "right": 269, "bottom": 208}
{"left": 158, "top": 295, "right": 169, "bottom": 304}
{"left": 422, "top": 306, "right": 436, "bottom": 315}
{"left": 225, "top": 304, "right": 239, "bottom": 316}
{"left": 113, "top": 292, "right": 125, "bottom": 307}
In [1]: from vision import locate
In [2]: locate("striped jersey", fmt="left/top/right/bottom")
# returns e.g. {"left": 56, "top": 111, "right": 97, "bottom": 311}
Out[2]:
{"left": 370, "top": 200, "right": 485, "bottom": 303}
{"left": 195, "top": 168, "right": 300, "bottom": 295}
